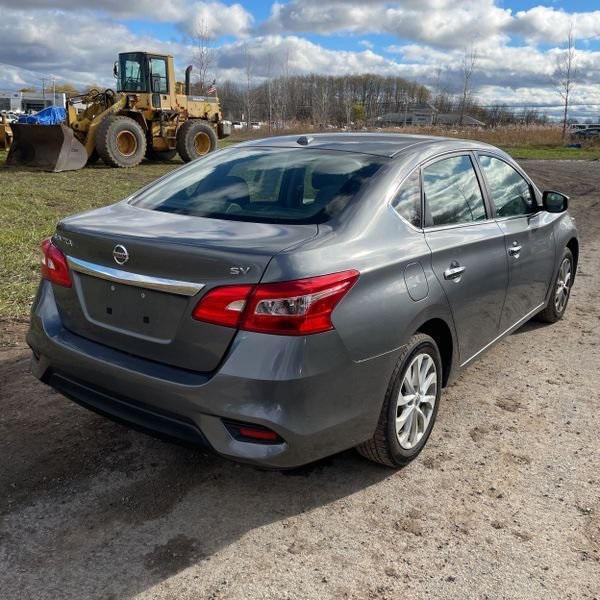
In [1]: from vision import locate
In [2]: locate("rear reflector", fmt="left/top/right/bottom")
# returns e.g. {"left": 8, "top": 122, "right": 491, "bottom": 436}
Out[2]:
{"left": 192, "top": 270, "right": 359, "bottom": 335}
{"left": 41, "top": 238, "right": 72, "bottom": 287}
{"left": 224, "top": 420, "right": 283, "bottom": 444}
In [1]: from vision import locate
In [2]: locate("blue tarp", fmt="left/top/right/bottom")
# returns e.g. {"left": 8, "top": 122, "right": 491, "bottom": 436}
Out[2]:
{"left": 18, "top": 106, "right": 66, "bottom": 125}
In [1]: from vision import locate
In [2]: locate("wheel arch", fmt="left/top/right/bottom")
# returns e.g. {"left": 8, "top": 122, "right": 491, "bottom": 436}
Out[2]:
{"left": 415, "top": 317, "right": 455, "bottom": 387}
{"left": 566, "top": 237, "right": 579, "bottom": 275}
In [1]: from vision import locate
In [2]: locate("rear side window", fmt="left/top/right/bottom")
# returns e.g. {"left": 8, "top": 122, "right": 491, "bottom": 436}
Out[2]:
{"left": 423, "top": 155, "right": 486, "bottom": 226}
{"left": 132, "top": 148, "right": 386, "bottom": 224}
{"left": 392, "top": 170, "right": 421, "bottom": 227}
{"left": 478, "top": 155, "right": 535, "bottom": 217}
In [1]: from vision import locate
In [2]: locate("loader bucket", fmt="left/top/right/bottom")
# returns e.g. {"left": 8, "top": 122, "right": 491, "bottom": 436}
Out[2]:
{"left": 6, "top": 123, "right": 88, "bottom": 172}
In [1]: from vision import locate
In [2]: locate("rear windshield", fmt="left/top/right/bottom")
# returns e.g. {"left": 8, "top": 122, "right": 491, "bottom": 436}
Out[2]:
{"left": 131, "top": 147, "right": 386, "bottom": 224}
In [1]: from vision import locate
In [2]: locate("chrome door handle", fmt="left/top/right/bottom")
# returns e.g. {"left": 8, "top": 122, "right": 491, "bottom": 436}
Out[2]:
{"left": 444, "top": 265, "right": 466, "bottom": 280}
{"left": 508, "top": 244, "right": 522, "bottom": 257}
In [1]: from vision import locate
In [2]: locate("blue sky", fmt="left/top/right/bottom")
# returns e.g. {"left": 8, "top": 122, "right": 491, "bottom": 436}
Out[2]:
{"left": 1, "top": 1, "right": 599, "bottom": 118}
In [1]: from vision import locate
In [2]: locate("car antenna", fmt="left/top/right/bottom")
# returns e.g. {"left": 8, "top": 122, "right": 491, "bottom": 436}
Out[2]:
{"left": 296, "top": 135, "right": 313, "bottom": 146}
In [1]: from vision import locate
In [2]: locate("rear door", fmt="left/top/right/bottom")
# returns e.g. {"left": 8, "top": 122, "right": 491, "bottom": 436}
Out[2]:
{"left": 476, "top": 153, "right": 555, "bottom": 330}
{"left": 422, "top": 153, "right": 508, "bottom": 365}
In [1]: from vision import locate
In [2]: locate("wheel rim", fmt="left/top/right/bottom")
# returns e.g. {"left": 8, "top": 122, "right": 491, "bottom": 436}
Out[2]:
{"left": 193, "top": 132, "right": 211, "bottom": 156}
{"left": 396, "top": 353, "right": 437, "bottom": 450}
{"left": 116, "top": 130, "right": 138, "bottom": 157}
{"left": 554, "top": 257, "right": 572, "bottom": 313}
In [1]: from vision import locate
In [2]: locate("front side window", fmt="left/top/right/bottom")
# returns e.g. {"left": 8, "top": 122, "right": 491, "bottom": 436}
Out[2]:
{"left": 391, "top": 170, "right": 421, "bottom": 227}
{"left": 423, "top": 155, "right": 487, "bottom": 226}
{"left": 149, "top": 58, "right": 168, "bottom": 93}
{"left": 132, "top": 148, "right": 386, "bottom": 224}
{"left": 119, "top": 53, "right": 147, "bottom": 92}
{"left": 478, "top": 155, "right": 535, "bottom": 217}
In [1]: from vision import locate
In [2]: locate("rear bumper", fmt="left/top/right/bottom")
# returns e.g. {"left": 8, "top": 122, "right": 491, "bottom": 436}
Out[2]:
{"left": 27, "top": 281, "right": 397, "bottom": 468}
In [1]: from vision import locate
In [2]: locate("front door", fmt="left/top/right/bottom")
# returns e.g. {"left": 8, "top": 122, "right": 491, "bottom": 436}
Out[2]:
{"left": 476, "top": 154, "right": 556, "bottom": 330}
{"left": 422, "top": 154, "right": 509, "bottom": 365}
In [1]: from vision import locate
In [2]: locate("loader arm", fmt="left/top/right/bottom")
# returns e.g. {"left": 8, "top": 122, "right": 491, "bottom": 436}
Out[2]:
{"left": 82, "top": 94, "right": 127, "bottom": 156}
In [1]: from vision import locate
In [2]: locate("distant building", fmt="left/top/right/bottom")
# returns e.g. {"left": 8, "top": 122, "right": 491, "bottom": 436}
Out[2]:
{"left": 0, "top": 90, "right": 67, "bottom": 113}
{"left": 377, "top": 103, "right": 437, "bottom": 126}
{"left": 435, "top": 113, "right": 485, "bottom": 127}
{"left": 377, "top": 104, "right": 485, "bottom": 127}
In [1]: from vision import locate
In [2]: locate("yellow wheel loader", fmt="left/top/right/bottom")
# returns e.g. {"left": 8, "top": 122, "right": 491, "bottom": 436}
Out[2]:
{"left": 0, "top": 115, "right": 13, "bottom": 150}
{"left": 6, "top": 52, "right": 230, "bottom": 172}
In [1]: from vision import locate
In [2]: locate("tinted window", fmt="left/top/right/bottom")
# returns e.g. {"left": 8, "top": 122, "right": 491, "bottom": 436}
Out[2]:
{"left": 132, "top": 148, "right": 386, "bottom": 224}
{"left": 423, "top": 155, "right": 486, "bottom": 226}
{"left": 478, "top": 155, "right": 535, "bottom": 217}
{"left": 392, "top": 170, "right": 421, "bottom": 227}
{"left": 119, "top": 53, "right": 146, "bottom": 92}
{"left": 149, "top": 58, "right": 168, "bottom": 93}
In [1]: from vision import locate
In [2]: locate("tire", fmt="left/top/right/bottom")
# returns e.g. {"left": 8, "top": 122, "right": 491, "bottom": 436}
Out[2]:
{"left": 176, "top": 120, "right": 217, "bottom": 162}
{"left": 357, "top": 333, "right": 442, "bottom": 467}
{"left": 95, "top": 115, "right": 147, "bottom": 168}
{"left": 146, "top": 148, "right": 177, "bottom": 162}
{"left": 86, "top": 149, "right": 100, "bottom": 165}
{"left": 536, "top": 248, "right": 574, "bottom": 323}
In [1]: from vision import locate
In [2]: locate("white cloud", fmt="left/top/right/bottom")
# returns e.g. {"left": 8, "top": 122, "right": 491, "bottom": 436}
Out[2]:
{"left": 512, "top": 6, "right": 600, "bottom": 44}
{"left": 1, "top": 1, "right": 599, "bottom": 119}
{"left": 263, "top": 0, "right": 513, "bottom": 49}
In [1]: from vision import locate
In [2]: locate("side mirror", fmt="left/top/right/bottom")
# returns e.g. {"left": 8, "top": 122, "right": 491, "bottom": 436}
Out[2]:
{"left": 113, "top": 61, "right": 118, "bottom": 78}
{"left": 542, "top": 190, "right": 569, "bottom": 213}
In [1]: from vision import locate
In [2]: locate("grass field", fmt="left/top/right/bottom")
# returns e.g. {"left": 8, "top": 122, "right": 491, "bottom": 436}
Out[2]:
{"left": 1, "top": 135, "right": 599, "bottom": 322}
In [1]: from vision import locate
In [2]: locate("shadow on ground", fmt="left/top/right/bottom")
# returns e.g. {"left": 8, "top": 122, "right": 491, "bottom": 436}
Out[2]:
{"left": 0, "top": 349, "right": 391, "bottom": 599}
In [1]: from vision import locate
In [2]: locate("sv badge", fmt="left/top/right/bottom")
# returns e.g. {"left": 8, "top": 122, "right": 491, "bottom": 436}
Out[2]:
{"left": 230, "top": 266, "right": 252, "bottom": 276}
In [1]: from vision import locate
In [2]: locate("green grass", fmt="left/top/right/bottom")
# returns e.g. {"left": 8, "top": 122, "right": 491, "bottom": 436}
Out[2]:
{"left": 0, "top": 151, "right": 184, "bottom": 320}
{"left": 1, "top": 138, "right": 598, "bottom": 321}
{"left": 502, "top": 145, "right": 600, "bottom": 160}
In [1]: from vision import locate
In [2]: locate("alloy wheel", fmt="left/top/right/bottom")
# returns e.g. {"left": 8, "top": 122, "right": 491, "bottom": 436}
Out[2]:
{"left": 396, "top": 353, "right": 437, "bottom": 450}
{"left": 554, "top": 257, "right": 572, "bottom": 313}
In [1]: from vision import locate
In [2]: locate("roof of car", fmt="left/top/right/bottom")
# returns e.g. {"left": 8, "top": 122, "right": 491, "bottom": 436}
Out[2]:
{"left": 235, "top": 132, "right": 490, "bottom": 158}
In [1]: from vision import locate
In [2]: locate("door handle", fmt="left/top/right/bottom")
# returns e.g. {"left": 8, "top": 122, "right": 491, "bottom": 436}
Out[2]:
{"left": 508, "top": 243, "right": 522, "bottom": 257}
{"left": 444, "top": 265, "right": 466, "bottom": 280}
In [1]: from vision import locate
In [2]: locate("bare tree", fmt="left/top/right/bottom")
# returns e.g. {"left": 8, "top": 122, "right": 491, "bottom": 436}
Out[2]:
{"left": 242, "top": 43, "right": 254, "bottom": 129}
{"left": 459, "top": 45, "right": 477, "bottom": 126}
{"left": 193, "top": 18, "right": 214, "bottom": 94}
{"left": 555, "top": 25, "right": 577, "bottom": 139}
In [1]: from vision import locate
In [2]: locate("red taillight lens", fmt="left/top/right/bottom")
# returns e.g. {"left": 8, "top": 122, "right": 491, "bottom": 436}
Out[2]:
{"left": 192, "top": 270, "right": 359, "bottom": 335}
{"left": 40, "top": 238, "right": 72, "bottom": 288}
{"left": 191, "top": 284, "right": 253, "bottom": 327}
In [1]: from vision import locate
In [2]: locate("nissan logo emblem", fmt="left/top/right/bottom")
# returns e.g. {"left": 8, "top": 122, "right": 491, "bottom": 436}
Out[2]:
{"left": 113, "top": 244, "right": 129, "bottom": 266}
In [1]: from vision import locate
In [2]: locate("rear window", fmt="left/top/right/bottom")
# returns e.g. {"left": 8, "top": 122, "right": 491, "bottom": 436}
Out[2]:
{"left": 131, "top": 147, "right": 386, "bottom": 224}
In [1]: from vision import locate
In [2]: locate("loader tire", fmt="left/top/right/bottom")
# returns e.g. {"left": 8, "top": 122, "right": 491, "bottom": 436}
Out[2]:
{"left": 176, "top": 120, "right": 217, "bottom": 162}
{"left": 146, "top": 148, "right": 177, "bottom": 162}
{"left": 96, "top": 116, "right": 146, "bottom": 168}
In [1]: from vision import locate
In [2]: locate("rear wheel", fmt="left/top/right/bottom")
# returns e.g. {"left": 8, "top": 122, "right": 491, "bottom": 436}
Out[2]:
{"left": 176, "top": 120, "right": 217, "bottom": 162}
{"left": 95, "top": 115, "right": 146, "bottom": 168}
{"left": 537, "top": 248, "right": 574, "bottom": 323}
{"left": 357, "top": 333, "right": 442, "bottom": 467}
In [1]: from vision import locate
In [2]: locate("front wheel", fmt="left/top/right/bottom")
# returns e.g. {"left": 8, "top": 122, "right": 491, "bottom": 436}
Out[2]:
{"left": 357, "top": 333, "right": 442, "bottom": 467}
{"left": 176, "top": 120, "right": 217, "bottom": 162}
{"left": 536, "top": 248, "right": 574, "bottom": 323}
{"left": 95, "top": 115, "right": 146, "bottom": 168}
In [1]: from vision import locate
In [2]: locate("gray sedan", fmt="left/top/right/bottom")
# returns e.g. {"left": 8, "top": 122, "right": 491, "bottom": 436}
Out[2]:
{"left": 27, "top": 133, "right": 578, "bottom": 468}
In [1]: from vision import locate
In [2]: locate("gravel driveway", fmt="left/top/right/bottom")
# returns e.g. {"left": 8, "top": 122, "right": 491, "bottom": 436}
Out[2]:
{"left": 1, "top": 160, "right": 598, "bottom": 600}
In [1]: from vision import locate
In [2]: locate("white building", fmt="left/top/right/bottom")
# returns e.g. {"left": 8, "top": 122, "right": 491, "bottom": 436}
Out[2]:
{"left": 0, "top": 90, "right": 67, "bottom": 113}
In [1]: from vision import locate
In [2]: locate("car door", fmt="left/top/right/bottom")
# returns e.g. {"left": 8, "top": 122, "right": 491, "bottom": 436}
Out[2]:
{"left": 422, "top": 153, "right": 509, "bottom": 365}
{"left": 476, "top": 153, "right": 556, "bottom": 331}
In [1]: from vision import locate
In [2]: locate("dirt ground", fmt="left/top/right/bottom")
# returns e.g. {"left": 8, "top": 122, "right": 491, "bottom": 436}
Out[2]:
{"left": 0, "top": 160, "right": 599, "bottom": 600}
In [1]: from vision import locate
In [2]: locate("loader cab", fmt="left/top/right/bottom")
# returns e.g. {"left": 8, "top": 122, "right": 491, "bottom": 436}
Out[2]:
{"left": 116, "top": 52, "right": 171, "bottom": 96}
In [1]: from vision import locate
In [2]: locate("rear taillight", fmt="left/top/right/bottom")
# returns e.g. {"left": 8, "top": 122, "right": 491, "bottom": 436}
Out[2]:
{"left": 40, "top": 238, "right": 72, "bottom": 288}
{"left": 192, "top": 270, "right": 359, "bottom": 335}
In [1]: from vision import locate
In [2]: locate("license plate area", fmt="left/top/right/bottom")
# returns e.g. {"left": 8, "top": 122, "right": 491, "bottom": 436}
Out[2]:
{"left": 77, "top": 273, "right": 188, "bottom": 340}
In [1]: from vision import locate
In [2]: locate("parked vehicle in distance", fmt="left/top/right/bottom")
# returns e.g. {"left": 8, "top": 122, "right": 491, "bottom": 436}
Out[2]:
{"left": 572, "top": 127, "right": 600, "bottom": 139}
{"left": 27, "top": 133, "right": 578, "bottom": 468}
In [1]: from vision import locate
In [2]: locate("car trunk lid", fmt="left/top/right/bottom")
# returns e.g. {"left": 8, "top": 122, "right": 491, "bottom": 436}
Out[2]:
{"left": 51, "top": 202, "right": 317, "bottom": 372}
